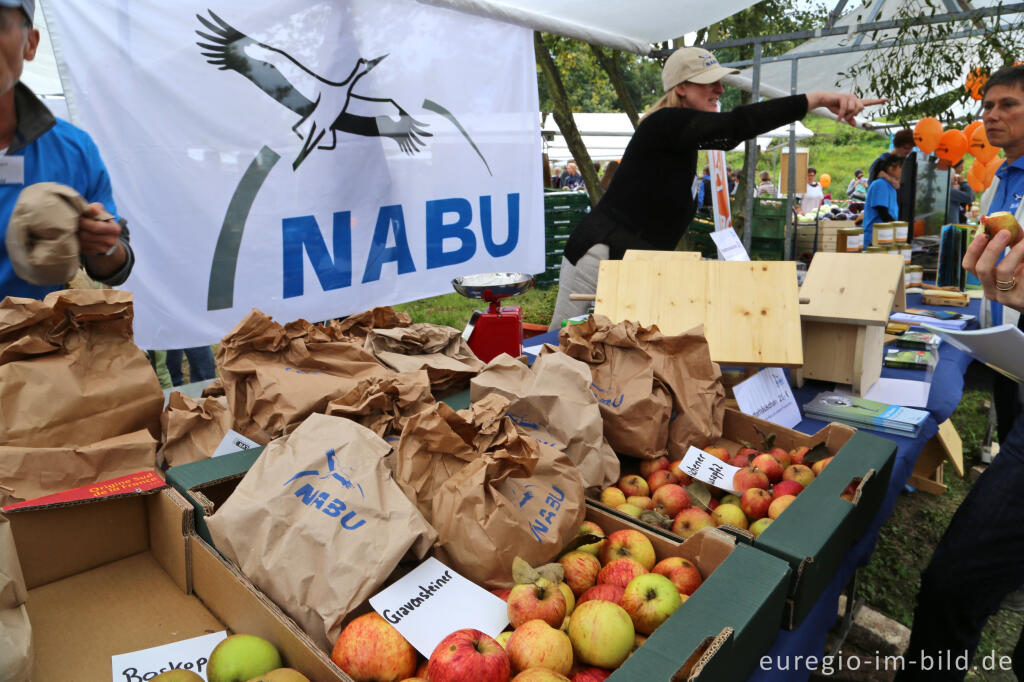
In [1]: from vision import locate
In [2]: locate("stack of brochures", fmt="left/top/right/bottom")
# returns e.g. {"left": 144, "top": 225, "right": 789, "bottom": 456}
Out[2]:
{"left": 890, "top": 309, "right": 973, "bottom": 330}
{"left": 891, "top": 331, "right": 941, "bottom": 351}
{"left": 804, "top": 391, "right": 929, "bottom": 437}
{"left": 884, "top": 348, "right": 936, "bottom": 370}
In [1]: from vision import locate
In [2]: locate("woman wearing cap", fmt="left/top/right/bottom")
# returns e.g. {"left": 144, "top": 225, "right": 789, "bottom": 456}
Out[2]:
{"left": 548, "top": 47, "right": 884, "bottom": 329}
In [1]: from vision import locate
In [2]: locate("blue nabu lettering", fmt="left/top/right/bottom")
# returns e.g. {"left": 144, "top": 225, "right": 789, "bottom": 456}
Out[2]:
{"left": 293, "top": 483, "right": 365, "bottom": 530}
{"left": 280, "top": 194, "right": 522, "bottom": 298}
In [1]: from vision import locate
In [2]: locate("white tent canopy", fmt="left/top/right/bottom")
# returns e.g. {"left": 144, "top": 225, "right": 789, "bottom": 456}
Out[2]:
{"left": 542, "top": 113, "right": 814, "bottom": 163}
{"left": 415, "top": 0, "right": 763, "bottom": 53}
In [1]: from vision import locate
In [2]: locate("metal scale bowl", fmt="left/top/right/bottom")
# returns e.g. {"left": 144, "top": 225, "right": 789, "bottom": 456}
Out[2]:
{"left": 452, "top": 272, "right": 534, "bottom": 362}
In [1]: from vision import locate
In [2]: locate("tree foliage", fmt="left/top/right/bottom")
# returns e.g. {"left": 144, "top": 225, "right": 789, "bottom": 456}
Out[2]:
{"left": 840, "top": 0, "right": 1024, "bottom": 123}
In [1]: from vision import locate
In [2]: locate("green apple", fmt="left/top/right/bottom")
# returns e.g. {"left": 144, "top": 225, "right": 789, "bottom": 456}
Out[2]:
{"left": 507, "top": 619, "right": 574, "bottom": 675}
{"left": 207, "top": 635, "right": 282, "bottom": 682}
{"left": 244, "top": 669, "right": 311, "bottom": 682}
{"left": 620, "top": 573, "right": 682, "bottom": 634}
{"left": 151, "top": 672, "right": 204, "bottom": 682}
{"left": 567, "top": 600, "right": 635, "bottom": 669}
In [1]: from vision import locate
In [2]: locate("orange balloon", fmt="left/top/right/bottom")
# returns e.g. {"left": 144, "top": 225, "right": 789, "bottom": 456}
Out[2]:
{"left": 965, "top": 67, "right": 988, "bottom": 100}
{"left": 970, "top": 126, "right": 999, "bottom": 164}
{"left": 914, "top": 117, "right": 943, "bottom": 154}
{"left": 819, "top": 173, "right": 831, "bottom": 189}
{"left": 964, "top": 120, "right": 984, "bottom": 144}
{"left": 966, "top": 162, "right": 986, "bottom": 192}
{"left": 936, "top": 129, "right": 968, "bottom": 164}
{"left": 983, "top": 156, "right": 1003, "bottom": 189}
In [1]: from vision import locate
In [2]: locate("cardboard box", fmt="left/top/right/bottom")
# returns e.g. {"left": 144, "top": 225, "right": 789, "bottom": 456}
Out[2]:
{"left": 4, "top": 482, "right": 347, "bottom": 681}
{"left": 166, "top": 448, "right": 263, "bottom": 545}
{"left": 172, "top": 448, "right": 790, "bottom": 681}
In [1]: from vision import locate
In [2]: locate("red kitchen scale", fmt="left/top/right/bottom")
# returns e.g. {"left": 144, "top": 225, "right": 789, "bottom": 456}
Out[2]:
{"left": 452, "top": 272, "right": 535, "bottom": 363}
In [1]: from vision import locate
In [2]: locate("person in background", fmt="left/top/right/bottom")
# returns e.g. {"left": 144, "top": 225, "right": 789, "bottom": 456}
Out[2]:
{"left": 559, "top": 161, "right": 584, "bottom": 191}
{"left": 847, "top": 168, "right": 868, "bottom": 201}
{"left": 547, "top": 45, "right": 882, "bottom": 329}
{"left": 550, "top": 166, "right": 563, "bottom": 188}
{"left": 697, "top": 165, "right": 713, "bottom": 214}
{"left": 726, "top": 166, "right": 737, "bottom": 194}
{"left": 600, "top": 160, "right": 619, "bottom": 191}
{"left": 896, "top": 65, "right": 1024, "bottom": 681}
{"left": 862, "top": 153, "right": 903, "bottom": 246}
{"left": 947, "top": 159, "right": 973, "bottom": 224}
{"left": 757, "top": 170, "right": 776, "bottom": 196}
{"left": 799, "top": 167, "right": 824, "bottom": 215}
{"left": 165, "top": 346, "right": 217, "bottom": 387}
{"left": 869, "top": 128, "right": 917, "bottom": 224}
{"left": 0, "top": 0, "right": 135, "bottom": 300}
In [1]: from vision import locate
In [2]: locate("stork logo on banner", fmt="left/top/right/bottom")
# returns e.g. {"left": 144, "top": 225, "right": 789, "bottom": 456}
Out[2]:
{"left": 193, "top": 10, "right": 493, "bottom": 310}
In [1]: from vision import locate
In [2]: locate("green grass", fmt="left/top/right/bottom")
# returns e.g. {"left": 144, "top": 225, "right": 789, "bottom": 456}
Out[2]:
{"left": 393, "top": 285, "right": 559, "bottom": 329}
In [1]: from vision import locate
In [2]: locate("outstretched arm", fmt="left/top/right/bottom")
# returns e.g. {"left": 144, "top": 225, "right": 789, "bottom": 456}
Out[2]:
{"left": 806, "top": 91, "right": 887, "bottom": 125}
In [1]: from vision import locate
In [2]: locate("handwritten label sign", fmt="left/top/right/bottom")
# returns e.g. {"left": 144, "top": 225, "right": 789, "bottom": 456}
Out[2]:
{"left": 711, "top": 227, "right": 750, "bottom": 261}
{"left": 676, "top": 446, "right": 741, "bottom": 493}
{"left": 211, "top": 429, "right": 261, "bottom": 458}
{"left": 111, "top": 630, "right": 225, "bottom": 681}
{"left": 732, "top": 367, "right": 802, "bottom": 428}
{"left": 369, "top": 557, "right": 508, "bottom": 657}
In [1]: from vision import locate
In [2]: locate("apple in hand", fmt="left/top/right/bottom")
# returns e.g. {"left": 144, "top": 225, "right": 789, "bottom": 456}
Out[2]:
{"left": 427, "top": 629, "right": 511, "bottom": 682}
{"left": 509, "top": 577, "right": 568, "bottom": 628}
{"left": 507, "top": 620, "right": 574, "bottom": 675}
{"left": 600, "top": 529, "right": 656, "bottom": 570}
{"left": 597, "top": 557, "right": 648, "bottom": 588}
{"left": 567, "top": 600, "right": 635, "bottom": 669}
{"left": 620, "top": 573, "right": 682, "bottom": 634}
{"left": 671, "top": 507, "right": 713, "bottom": 539}
{"left": 740, "top": 488, "right": 772, "bottom": 521}
{"left": 560, "top": 551, "right": 602, "bottom": 597}
{"left": 330, "top": 613, "right": 416, "bottom": 682}
{"left": 983, "top": 211, "right": 1023, "bottom": 245}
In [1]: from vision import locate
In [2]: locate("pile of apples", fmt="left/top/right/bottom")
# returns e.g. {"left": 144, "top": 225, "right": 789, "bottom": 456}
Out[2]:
{"left": 330, "top": 521, "right": 703, "bottom": 682}
{"left": 599, "top": 444, "right": 840, "bottom": 539}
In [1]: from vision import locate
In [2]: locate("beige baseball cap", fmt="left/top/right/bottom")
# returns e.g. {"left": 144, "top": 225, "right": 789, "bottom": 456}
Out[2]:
{"left": 662, "top": 47, "right": 739, "bottom": 91}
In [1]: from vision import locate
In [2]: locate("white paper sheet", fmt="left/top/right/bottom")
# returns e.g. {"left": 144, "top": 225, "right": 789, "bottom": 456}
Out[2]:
{"left": 840, "top": 377, "right": 931, "bottom": 408}
{"left": 111, "top": 631, "right": 226, "bottom": 682}
{"left": 676, "top": 446, "right": 740, "bottom": 493}
{"left": 369, "top": 557, "right": 509, "bottom": 658}
{"left": 711, "top": 227, "right": 750, "bottom": 261}
{"left": 732, "top": 368, "right": 802, "bottom": 428}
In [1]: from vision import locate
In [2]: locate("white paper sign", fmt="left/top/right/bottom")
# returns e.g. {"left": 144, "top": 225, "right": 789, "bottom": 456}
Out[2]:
{"left": 676, "top": 446, "right": 741, "bottom": 493}
{"left": 111, "top": 630, "right": 226, "bottom": 682}
{"left": 212, "top": 429, "right": 262, "bottom": 458}
{"left": 732, "top": 368, "right": 802, "bottom": 429}
{"left": 369, "top": 557, "right": 509, "bottom": 657}
{"left": 710, "top": 228, "right": 750, "bottom": 261}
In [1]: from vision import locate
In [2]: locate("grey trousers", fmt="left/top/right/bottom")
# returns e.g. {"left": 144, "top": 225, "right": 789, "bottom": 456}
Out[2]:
{"left": 548, "top": 243, "right": 609, "bottom": 331}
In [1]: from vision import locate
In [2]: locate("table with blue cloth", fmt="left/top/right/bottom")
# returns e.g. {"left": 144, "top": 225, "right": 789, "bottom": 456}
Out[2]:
{"left": 536, "top": 292, "right": 982, "bottom": 681}
{"left": 748, "top": 292, "right": 978, "bottom": 681}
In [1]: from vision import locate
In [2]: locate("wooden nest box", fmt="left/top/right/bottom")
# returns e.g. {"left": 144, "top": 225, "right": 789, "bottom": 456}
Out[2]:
{"left": 796, "top": 253, "right": 906, "bottom": 395}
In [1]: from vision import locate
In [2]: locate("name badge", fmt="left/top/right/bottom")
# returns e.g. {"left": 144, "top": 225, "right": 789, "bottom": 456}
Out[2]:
{"left": 0, "top": 156, "right": 24, "bottom": 184}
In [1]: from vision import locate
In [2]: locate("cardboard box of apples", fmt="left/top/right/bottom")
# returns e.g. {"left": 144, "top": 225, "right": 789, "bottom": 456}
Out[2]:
{"left": 328, "top": 504, "right": 791, "bottom": 682}
{"left": 589, "top": 408, "right": 897, "bottom": 628}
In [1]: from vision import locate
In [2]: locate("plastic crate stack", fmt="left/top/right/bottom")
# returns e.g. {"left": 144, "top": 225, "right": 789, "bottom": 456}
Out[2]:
{"left": 539, "top": 190, "right": 591, "bottom": 287}
{"left": 749, "top": 197, "right": 788, "bottom": 261}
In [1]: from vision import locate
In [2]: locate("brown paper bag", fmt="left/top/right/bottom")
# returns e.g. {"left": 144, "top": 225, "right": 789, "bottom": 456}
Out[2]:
{"left": 429, "top": 395, "right": 586, "bottom": 588}
{"left": 4, "top": 182, "right": 93, "bottom": 286}
{"left": 0, "top": 514, "right": 33, "bottom": 682}
{"left": 364, "top": 323, "right": 484, "bottom": 395}
{"left": 558, "top": 315, "right": 725, "bottom": 459}
{"left": 471, "top": 353, "right": 619, "bottom": 491}
{"left": 215, "top": 310, "right": 391, "bottom": 442}
{"left": 334, "top": 306, "right": 412, "bottom": 340}
{"left": 0, "top": 289, "right": 163, "bottom": 447}
{"left": 324, "top": 370, "right": 435, "bottom": 442}
{"left": 206, "top": 413, "right": 436, "bottom": 650}
{"left": 0, "top": 430, "right": 159, "bottom": 504}
{"left": 159, "top": 393, "right": 236, "bottom": 467}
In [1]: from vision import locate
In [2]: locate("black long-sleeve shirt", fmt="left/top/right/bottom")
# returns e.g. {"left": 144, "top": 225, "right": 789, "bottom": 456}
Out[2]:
{"left": 563, "top": 95, "right": 810, "bottom": 264}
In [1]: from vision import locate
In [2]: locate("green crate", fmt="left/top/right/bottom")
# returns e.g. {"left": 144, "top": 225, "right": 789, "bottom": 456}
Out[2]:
{"left": 754, "top": 196, "right": 788, "bottom": 218}
{"left": 750, "top": 236, "right": 785, "bottom": 261}
{"left": 750, "top": 215, "right": 785, "bottom": 239}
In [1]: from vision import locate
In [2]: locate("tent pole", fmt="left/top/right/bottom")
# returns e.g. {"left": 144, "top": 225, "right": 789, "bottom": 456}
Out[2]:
{"left": 742, "top": 41, "right": 762, "bottom": 254}
{"left": 785, "top": 59, "right": 799, "bottom": 262}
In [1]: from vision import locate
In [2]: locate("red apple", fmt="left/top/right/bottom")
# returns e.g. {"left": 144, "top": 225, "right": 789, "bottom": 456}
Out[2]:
{"left": 651, "top": 484, "right": 691, "bottom": 517}
{"left": 752, "top": 454, "right": 784, "bottom": 484}
{"left": 730, "top": 453, "right": 751, "bottom": 469}
{"left": 512, "top": 669, "right": 572, "bottom": 681}
{"left": 651, "top": 556, "right": 686, "bottom": 578}
{"left": 983, "top": 211, "right": 1023, "bottom": 244}
{"left": 599, "top": 487, "right": 626, "bottom": 507}
{"left": 566, "top": 601, "right": 635, "bottom": 669}
{"left": 733, "top": 466, "right": 769, "bottom": 492}
{"left": 812, "top": 456, "right": 834, "bottom": 475}
{"left": 711, "top": 503, "right": 748, "bottom": 530}
{"left": 771, "top": 480, "right": 804, "bottom": 500}
{"left": 740, "top": 487, "right": 772, "bottom": 521}
{"left": 620, "top": 573, "right": 682, "bottom": 635}
{"left": 427, "top": 630, "right": 510, "bottom": 682}
{"left": 596, "top": 558, "right": 648, "bottom": 589}
{"left": 768, "top": 494, "right": 796, "bottom": 520}
{"left": 646, "top": 468, "right": 678, "bottom": 493}
{"left": 671, "top": 508, "right": 713, "bottom": 539}
{"left": 789, "top": 446, "right": 810, "bottom": 466}
{"left": 704, "top": 446, "right": 731, "bottom": 465}
{"left": 638, "top": 456, "right": 670, "bottom": 478}
{"left": 783, "top": 464, "right": 815, "bottom": 489}
{"left": 508, "top": 578, "right": 567, "bottom": 628}
{"left": 669, "top": 460, "right": 692, "bottom": 485}
{"left": 571, "top": 666, "right": 612, "bottom": 682}
{"left": 491, "top": 588, "right": 512, "bottom": 601}
{"left": 331, "top": 612, "right": 418, "bottom": 682}
{"left": 735, "top": 446, "right": 759, "bottom": 461}
{"left": 577, "top": 584, "right": 625, "bottom": 605}
{"left": 560, "top": 551, "right": 602, "bottom": 597}
{"left": 600, "top": 529, "right": 656, "bottom": 570}
{"left": 617, "top": 475, "right": 649, "bottom": 498}
{"left": 769, "top": 447, "right": 792, "bottom": 468}
{"left": 667, "top": 560, "right": 703, "bottom": 596}
{"left": 507, "top": 620, "right": 574, "bottom": 675}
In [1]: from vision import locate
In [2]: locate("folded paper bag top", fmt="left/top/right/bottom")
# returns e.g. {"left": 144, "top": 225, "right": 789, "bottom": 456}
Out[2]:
{"left": 4, "top": 182, "right": 113, "bottom": 286}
